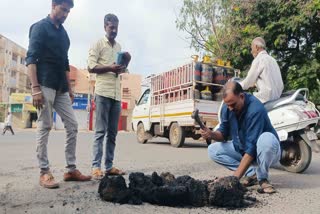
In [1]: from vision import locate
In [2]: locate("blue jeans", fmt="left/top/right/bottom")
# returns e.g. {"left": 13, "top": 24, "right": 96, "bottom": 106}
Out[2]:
{"left": 92, "top": 95, "right": 121, "bottom": 171}
{"left": 208, "top": 132, "right": 281, "bottom": 181}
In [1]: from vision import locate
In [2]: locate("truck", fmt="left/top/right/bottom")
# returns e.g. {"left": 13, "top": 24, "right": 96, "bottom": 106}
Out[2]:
{"left": 132, "top": 61, "right": 235, "bottom": 147}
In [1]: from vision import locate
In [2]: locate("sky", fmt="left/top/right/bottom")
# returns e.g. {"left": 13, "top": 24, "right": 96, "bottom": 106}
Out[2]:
{"left": 0, "top": 0, "right": 196, "bottom": 78}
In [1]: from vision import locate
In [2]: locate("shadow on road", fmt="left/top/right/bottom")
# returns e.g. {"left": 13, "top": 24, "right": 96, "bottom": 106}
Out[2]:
{"left": 145, "top": 140, "right": 208, "bottom": 149}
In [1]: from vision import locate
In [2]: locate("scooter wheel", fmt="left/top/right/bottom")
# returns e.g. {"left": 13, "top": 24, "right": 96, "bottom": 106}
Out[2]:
{"left": 280, "top": 136, "right": 312, "bottom": 173}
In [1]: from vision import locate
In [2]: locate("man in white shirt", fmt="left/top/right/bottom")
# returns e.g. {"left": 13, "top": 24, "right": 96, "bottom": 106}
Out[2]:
{"left": 240, "top": 37, "right": 284, "bottom": 103}
{"left": 2, "top": 112, "right": 14, "bottom": 135}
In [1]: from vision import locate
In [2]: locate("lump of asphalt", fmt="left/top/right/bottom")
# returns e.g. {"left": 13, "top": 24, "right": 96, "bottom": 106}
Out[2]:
{"left": 98, "top": 175, "right": 131, "bottom": 204}
{"left": 98, "top": 172, "right": 255, "bottom": 208}
{"left": 208, "top": 176, "right": 246, "bottom": 208}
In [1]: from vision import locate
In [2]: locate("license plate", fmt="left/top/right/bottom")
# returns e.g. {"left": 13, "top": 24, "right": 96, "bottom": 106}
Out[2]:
{"left": 306, "top": 131, "right": 318, "bottom": 140}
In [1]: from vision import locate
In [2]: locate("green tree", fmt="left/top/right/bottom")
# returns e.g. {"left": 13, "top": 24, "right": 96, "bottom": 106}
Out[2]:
{"left": 177, "top": 0, "right": 320, "bottom": 104}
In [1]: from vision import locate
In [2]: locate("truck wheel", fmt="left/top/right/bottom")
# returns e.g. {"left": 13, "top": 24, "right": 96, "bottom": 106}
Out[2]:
{"left": 169, "top": 123, "right": 185, "bottom": 148}
{"left": 280, "top": 136, "right": 312, "bottom": 173}
{"left": 137, "top": 123, "right": 148, "bottom": 144}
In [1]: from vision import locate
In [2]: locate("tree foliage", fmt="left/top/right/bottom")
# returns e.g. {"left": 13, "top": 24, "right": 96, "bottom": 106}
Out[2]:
{"left": 176, "top": 0, "right": 320, "bottom": 104}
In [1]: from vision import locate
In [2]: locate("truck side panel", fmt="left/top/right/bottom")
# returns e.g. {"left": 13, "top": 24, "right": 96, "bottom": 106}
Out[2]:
{"left": 149, "top": 99, "right": 221, "bottom": 128}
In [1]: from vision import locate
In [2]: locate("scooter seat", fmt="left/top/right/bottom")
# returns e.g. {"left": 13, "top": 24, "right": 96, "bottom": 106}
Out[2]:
{"left": 264, "top": 97, "right": 289, "bottom": 111}
{"left": 264, "top": 91, "right": 305, "bottom": 111}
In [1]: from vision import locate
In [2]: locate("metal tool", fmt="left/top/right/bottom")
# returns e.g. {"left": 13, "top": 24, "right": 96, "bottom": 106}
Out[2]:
{"left": 191, "top": 109, "right": 211, "bottom": 145}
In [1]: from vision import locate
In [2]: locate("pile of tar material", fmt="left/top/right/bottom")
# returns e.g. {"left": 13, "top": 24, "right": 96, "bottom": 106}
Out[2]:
{"left": 98, "top": 172, "right": 256, "bottom": 208}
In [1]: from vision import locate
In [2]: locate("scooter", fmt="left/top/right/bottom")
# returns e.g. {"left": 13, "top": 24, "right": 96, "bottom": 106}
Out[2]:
{"left": 265, "top": 88, "right": 320, "bottom": 173}
{"left": 193, "top": 88, "right": 320, "bottom": 173}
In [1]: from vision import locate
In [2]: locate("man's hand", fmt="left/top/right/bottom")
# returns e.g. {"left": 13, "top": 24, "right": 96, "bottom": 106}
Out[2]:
{"left": 200, "top": 127, "right": 213, "bottom": 139}
{"left": 32, "top": 87, "right": 43, "bottom": 110}
{"left": 233, "top": 154, "right": 254, "bottom": 179}
{"left": 110, "top": 63, "right": 126, "bottom": 74}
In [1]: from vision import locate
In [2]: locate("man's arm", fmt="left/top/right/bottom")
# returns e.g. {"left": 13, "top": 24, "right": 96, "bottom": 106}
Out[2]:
{"left": 26, "top": 23, "right": 46, "bottom": 109}
{"left": 87, "top": 41, "right": 125, "bottom": 74}
{"left": 201, "top": 127, "right": 225, "bottom": 142}
{"left": 65, "top": 71, "right": 74, "bottom": 103}
{"left": 88, "top": 64, "right": 125, "bottom": 74}
{"left": 234, "top": 109, "right": 266, "bottom": 179}
{"left": 233, "top": 153, "right": 254, "bottom": 178}
{"left": 240, "top": 59, "right": 261, "bottom": 90}
{"left": 201, "top": 104, "right": 230, "bottom": 142}
{"left": 27, "top": 64, "right": 43, "bottom": 109}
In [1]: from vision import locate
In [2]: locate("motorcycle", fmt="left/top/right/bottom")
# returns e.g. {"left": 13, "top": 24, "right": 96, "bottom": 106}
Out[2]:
{"left": 265, "top": 88, "right": 320, "bottom": 173}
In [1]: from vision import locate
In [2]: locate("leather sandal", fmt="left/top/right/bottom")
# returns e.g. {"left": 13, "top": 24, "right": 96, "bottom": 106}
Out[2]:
{"left": 258, "top": 179, "right": 276, "bottom": 194}
{"left": 240, "top": 174, "right": 258, "bottom": 187}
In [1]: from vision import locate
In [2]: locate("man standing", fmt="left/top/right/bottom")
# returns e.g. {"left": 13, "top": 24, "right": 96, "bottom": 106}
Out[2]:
{"left": 26, "top": 0, "right": 91, "bottom": 189}
{"left": 2, "top": 112, "right": 14, "bottom": 135}
{"left": 88, "top": 14, "right": 130, "bottom": 179}
{"left": 201, "top": 81, "right": 281, "bottom": 193}
{"left": 240, "top": 37, "right": 284, "bottom": 103}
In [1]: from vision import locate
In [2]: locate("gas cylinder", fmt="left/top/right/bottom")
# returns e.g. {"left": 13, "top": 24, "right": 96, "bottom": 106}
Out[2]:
{"left": 194, "top": 62, "right": 202, "bottom": 81}
{"left": 201, "top": 64, "right": 213, "bottom": 86}
{"left": 201, "top": 86, "right": 212, "bottom": 100}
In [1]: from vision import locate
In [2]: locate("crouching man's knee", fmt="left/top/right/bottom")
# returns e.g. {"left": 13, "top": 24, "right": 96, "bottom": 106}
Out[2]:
{"left": 257, "top": 132, "right": 281, "bottom": 160}
{"left": 208, "top": 142, "right": 223, "bottom": 162}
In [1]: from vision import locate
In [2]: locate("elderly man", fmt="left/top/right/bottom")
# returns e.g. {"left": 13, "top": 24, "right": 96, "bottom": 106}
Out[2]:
{"left": 240, "top": 37, "right": 284, "bottom": 103}
{"left": 201, "top": 81, "right": 281, "bottom": 194}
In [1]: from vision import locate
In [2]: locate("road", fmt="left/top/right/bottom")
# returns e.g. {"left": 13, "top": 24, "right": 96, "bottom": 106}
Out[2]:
{"left": 1, "top": 130, "right": 320, "bottom": 214}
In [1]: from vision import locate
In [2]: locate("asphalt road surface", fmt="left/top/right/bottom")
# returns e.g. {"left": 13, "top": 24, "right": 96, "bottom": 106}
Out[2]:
{"left": 1, "top": 130, "right": 320, "bottom": 214}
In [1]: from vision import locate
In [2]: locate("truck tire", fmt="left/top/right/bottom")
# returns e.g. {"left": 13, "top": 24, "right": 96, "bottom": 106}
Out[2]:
{"left": 169, "top": 123, "right": 185, "bottom": 148}
{"left": 137, "top": 123, "right": 148, "bottom": 144}
{"left": 280, "top": 136, "right": 312, "bottom": 173}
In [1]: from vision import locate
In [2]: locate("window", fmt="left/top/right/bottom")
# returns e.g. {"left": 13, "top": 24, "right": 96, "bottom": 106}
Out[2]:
{"left": 138, "top": 89, "right": 150, "bottom": 105}
{"left": 20, "top": 57, "right": 25, "bottom": 65}
{"left": 70, "top": 80, "right": 75, "bottom": 92}
{"left": 11, "top": 71, "right": 16, "bottom": 78}
{"left": 12, "top": 53, "right": 17, "bottom": 62}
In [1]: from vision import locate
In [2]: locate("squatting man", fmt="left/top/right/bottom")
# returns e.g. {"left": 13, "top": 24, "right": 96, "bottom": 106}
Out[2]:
{"left": 200, "top": 81, "right": 281, "bottom": 194}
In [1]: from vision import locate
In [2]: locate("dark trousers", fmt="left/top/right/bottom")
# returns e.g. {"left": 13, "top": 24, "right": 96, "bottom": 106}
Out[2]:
{"left": 2, "top": 125, "right": 14, "bottom": 135}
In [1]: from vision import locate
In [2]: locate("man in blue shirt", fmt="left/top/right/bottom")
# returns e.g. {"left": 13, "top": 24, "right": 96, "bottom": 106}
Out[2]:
{"left": 26, "top": 0, "right": 91, "bottom": 189}
{"left": 201, "top": 81, "right": 281, "bottom": 193}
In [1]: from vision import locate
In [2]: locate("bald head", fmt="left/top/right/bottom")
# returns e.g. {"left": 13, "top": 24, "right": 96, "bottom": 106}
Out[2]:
{"left": 251, "top": 37, "right": 266, "bottom": 58}
{"left": 223, "top": 81, "right": 244, "bottom": 98}
{"left": 223, "top": 81, "right": 245, "bottom": 115}
{"left": 252, "top": 37, "right": 266, "bottom": 49}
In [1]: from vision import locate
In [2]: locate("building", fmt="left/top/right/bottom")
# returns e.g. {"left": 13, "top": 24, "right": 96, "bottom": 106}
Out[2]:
{"left": 119, "top": 73, "right": 142, "bottom": 130}
{"left": 0, "top": 34, "right": 30, "bottom": 102}
{"left": 0, "top": 34, "right": 32, "bottom": 126}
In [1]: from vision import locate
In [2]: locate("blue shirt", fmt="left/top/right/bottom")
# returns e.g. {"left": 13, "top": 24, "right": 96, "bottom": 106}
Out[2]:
{"left": 217, "top": 93, "right": 278, "bottom": 159}
{"left": 26, "top": 16, "right": 70, "bottom": 92}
